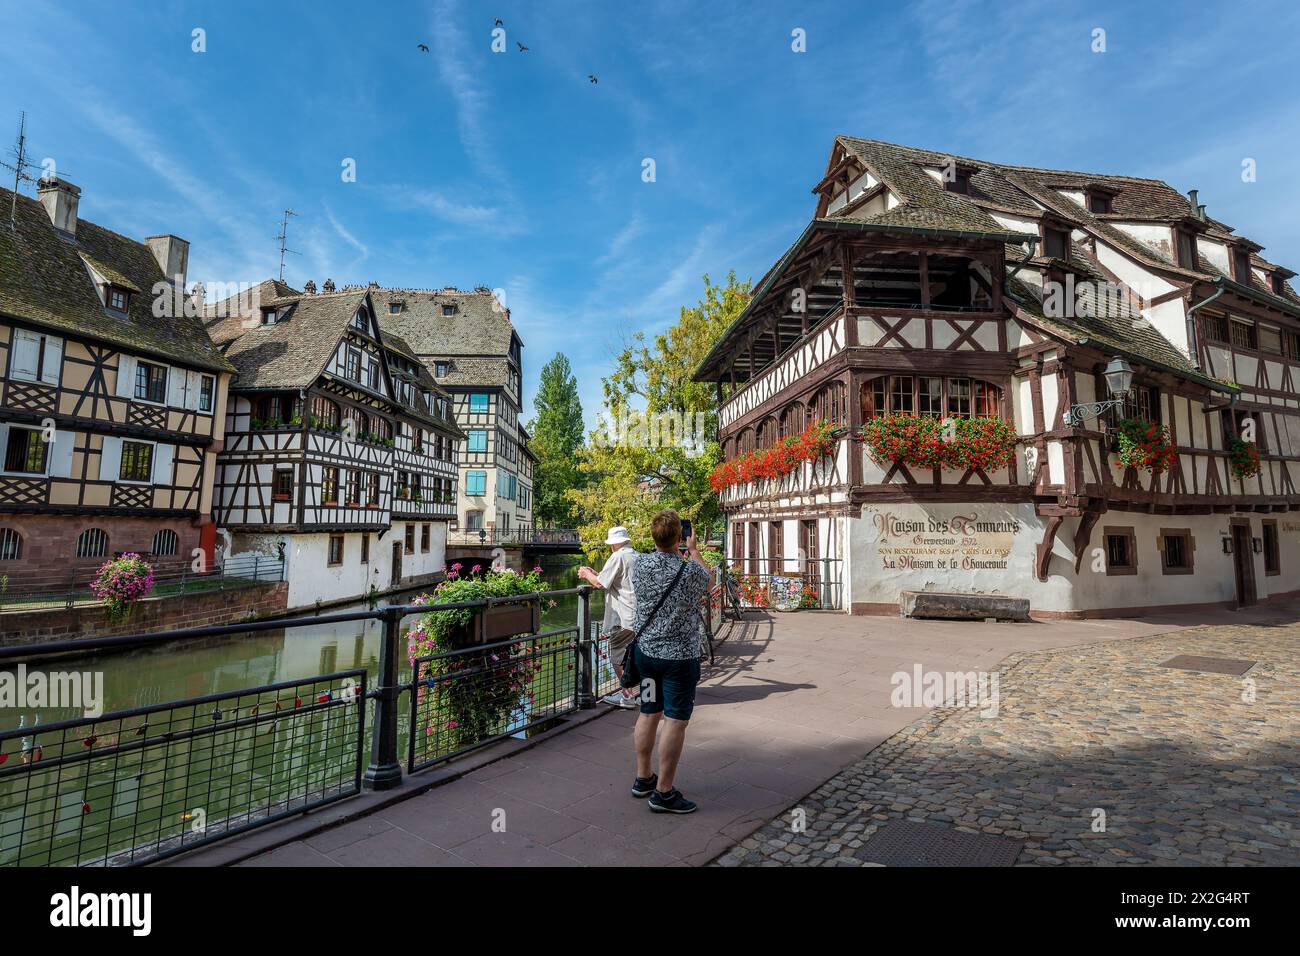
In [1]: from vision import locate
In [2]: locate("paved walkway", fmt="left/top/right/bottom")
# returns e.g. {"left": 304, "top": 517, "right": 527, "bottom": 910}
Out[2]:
{"left": 719, "top": 616, "right": 1300, "bottom": 867}
{"left": 230, "top": 603, "right": 1296, "bottom": 867}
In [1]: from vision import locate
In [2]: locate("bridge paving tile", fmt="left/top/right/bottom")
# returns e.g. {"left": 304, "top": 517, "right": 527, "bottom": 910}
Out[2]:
{"left": 224, "top": 603, "right": 1297, "bottom": 867}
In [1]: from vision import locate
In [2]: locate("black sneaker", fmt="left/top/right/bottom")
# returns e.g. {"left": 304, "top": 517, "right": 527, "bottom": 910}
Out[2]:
{"left": 631, "top": 773, "right": 658, "bottom": 798}
{"left": 647, "top": 788, "right": 697, "bottom": 814}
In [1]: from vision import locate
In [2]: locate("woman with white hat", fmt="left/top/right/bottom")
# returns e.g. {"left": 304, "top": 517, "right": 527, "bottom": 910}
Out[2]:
{"left": 578, "top": 526, "right": 639, "bottom": 707}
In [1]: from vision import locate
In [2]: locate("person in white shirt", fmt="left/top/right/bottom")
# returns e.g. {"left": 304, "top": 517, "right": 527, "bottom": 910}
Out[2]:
{"left": 578, "top": 526, "right": 639, "bottom": 708}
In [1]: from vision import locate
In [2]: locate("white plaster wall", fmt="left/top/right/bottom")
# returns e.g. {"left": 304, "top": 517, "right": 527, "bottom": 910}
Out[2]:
{"left": 1111, "top": 222, "right": 1174, "bottom": 259}
{"left": 848, "top": 504, "right": 1294, "bottom": 613}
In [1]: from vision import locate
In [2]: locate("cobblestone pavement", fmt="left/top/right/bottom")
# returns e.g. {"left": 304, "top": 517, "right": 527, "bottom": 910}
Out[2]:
{"left": 716, "top": 622, "right": 1300, "bottom": 866}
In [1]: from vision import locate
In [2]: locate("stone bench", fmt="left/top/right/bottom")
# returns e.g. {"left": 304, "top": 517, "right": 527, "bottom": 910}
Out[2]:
{"left": 899, "top": 590, "right": 1030, "bottom": 622}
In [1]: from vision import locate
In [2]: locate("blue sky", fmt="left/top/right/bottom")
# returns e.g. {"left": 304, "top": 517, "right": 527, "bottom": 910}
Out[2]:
{"left": 3, "top": 0, "right": 1299, "bottom": 426}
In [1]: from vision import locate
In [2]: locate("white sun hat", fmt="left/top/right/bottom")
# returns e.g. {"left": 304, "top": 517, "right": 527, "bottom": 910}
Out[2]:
{"left": 604, "top": 526, "right": 632, "bottom": 546}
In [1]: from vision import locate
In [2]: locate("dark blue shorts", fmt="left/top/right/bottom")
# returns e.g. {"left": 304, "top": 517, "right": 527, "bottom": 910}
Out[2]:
{"left": 633, "top": 647, "right": 701, "bottom": 721}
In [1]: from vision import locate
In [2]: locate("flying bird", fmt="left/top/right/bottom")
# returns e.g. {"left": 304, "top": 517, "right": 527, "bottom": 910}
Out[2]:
{"left": 495, "top": 18, "right": 503, "bottom": 26}
{"left": 417, "top": 43, "right": 429, "bottom": 52}
{"left": 588, "top": 74, "right": 598, "bottom": 84}
{"left": 517, "top": 41, "right": 529, "bottom": 52}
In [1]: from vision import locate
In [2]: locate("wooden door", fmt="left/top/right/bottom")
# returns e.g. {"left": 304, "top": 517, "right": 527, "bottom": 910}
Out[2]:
{"left": 1230, "top": 521, "right": 1256, "bottom": 607}
{"left": 391, "top": 541, "right": 403, "bottom": 588}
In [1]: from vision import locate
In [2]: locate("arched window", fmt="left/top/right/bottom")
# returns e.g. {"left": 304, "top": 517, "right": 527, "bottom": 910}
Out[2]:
{"left": 310, "top": 395, "right": 340, "bottom": 429}
{"left": 757, "top": 416, "right": 778, "bottom": 448}
{"left": 344, "top": 407, "right": 369, "bottom": 439}
{"left": 76, "top": 528, "right": 109, "bottom": 559}
{"left": 862, "top": 376, "right": 1002, "bottom": 419}
{"left": 371, "top": 417, "right": 392, "bottom": 441}
{"left": 780, "top": 403, "right": 804, "bottom": 438}
{"left": 810, "top": 381, "right": 847, "bottom": 425}
{"left": 152, "top": 529, "right": 179, "bottom": 556}
{"left": 0, "top": 528, "right": 21, "bottom": 560}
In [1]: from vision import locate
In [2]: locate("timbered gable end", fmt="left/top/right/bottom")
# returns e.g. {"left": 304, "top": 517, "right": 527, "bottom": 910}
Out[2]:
{"left": 214, "top": 288, "right": 460, "bottom": 533}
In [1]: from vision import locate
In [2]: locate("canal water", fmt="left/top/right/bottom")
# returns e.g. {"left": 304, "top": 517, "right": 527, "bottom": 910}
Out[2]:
{"left": 0, "top": 558, "right": 604, "bottom": 734}
{"left": 0, "top": 558, "right": 610, "bottom": 866}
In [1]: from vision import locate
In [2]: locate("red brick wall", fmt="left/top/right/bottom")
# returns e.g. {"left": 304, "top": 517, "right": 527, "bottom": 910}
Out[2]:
{"left": 0, "top": 514, "right": 202, "bottom": 589}
{"left": 0, "top": 581, "right": 288, "bottom": 645}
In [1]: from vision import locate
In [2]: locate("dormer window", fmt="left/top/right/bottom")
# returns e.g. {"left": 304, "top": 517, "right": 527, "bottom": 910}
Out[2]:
{"left": 1043, "top": 225, "right": 1070, "bottom": 261}
{"left": 441, "top": 303, "right": 458, "bottom": 316}
{"left": 1175, "top": 229, "right": 1198, "bottom": 269}
{"left": 1086, "top": 190, "right": 1113, "bottom": 214}
{"left": 388, "top": 301, "right": 402, "bottom": 315}
{"left": 1270, "top": 273, "right": 1287, "bottom": 296}
{"left": 107, "top": 286, "right": 131, "bottom": 313}
{"left": 1232, "top": 247, "right": 1252, "bottom": 284}
{"left": 435, "top": 361, "right": 449, "bottom": 377}
{"left": 944, "top": 171, "right": 971, "bottom": 195}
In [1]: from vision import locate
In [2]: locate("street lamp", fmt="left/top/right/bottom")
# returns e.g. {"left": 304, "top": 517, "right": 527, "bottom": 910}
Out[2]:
{"left": 1062, "top": 356, "right": 1134, "bottom": 426}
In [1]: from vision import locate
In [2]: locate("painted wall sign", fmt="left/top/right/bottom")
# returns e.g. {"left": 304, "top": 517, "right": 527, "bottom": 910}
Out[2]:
{"left": 871, "top": 510, "right": 1021, "bottom": 572}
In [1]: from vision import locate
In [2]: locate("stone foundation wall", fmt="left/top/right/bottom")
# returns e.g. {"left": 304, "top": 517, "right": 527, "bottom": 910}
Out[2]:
{"left": 0, "top": 581, "right": 288, "bottom": 646}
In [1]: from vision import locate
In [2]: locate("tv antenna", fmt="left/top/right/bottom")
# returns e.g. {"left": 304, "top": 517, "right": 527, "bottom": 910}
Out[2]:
{"left": 2, "top": 112, "right": 40, "bottom": 231}
{"left": 275, "top": 208, "right": 299, "bottom": 281}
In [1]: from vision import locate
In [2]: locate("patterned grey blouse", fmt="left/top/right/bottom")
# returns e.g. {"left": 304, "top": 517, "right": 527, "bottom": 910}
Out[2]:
{"left": 631, "top": 551, "right": 711, "bottom": 661}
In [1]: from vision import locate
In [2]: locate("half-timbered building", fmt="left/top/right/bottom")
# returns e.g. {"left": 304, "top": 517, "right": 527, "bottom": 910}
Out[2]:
{"left": 206, "top": 283, "right": 462, "bottom": 607}
{"left": 696, "top": 137, "right": 1300, "bottom": 617}
{"left": 377, "top": 288, "right": 534, "bottom": 536}
{"left": 0, "top": 178, "right": 233, "bottom": 586}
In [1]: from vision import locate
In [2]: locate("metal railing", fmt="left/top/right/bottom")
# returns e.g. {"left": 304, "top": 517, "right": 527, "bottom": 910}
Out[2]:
{"left": 0, "top": 575, "right": 730, "bottom": 866}
{"left": 0, "top": 553, "right": 285, "bottom": 614}
{"left": 446, "top": 528, "right": 582, "bottom": 548}
{"left": 725, "top": 558, "right": 843, "bottom": 611}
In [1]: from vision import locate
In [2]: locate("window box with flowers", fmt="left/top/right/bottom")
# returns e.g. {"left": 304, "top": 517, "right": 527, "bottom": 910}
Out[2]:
{"left": 406, "top": 567, "right": 546, "bottom": 755}
{"left": 1112, "top": 418, "right": 1178, "bottom": 474}
{"left": 1227, "top": 438, "right": 1261, "bottom": 479}
{"left": 859, "top": 414, "right": 1018, "bottom": 472}
{"left": 708, "top": 421, "right": 840, "bottom": 493}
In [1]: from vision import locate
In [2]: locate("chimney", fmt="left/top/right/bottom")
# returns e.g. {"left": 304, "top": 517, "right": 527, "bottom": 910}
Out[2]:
{"left": 1187, "top": 188, "right": 1198, "bottom": 211}
{"left": 323, "top": 278, "right": 335, "bottom": 293}
{"left": 37, "top": 177, "right": 80, "bottom": 237}
{"left": 1197, "top": 203, "right": 1207, "bottom": 221}
{"left": 145, "top": 234, "right": 190, "bottom": 289}
{"left": 303, "top": 279, "right": 317, "bottom": 294}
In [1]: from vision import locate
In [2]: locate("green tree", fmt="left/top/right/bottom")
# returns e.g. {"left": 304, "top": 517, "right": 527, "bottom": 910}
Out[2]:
{"left": 568, "top": 271, "right": 751, "bottom": 564}
{"left": 528, "top": 352, "right": 585, "bottom": 526}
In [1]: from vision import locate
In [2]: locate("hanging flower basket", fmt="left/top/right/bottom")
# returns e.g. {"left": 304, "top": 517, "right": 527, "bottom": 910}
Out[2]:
{"left": 1113, "top": 418, "right": 1178, "bottom": 474}
{"left": 1227, "top": 438, "right": 1261, "bottom": 479}
{"left": 708, "top": 420, "right": 839, "bottom": 493}
{"left": 90, "top": 553, "right": 155, "bottom": 623}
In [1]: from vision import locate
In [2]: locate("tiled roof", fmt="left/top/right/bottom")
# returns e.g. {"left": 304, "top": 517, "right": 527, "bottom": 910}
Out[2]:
{"left": 375, "top": 287, "right": 516, "bottom": 357}
{"left": 0, "top": 185, "right": 232, "bottom": 372}
{"left": 435, "top": 357, "right": 511, "bottom": 388}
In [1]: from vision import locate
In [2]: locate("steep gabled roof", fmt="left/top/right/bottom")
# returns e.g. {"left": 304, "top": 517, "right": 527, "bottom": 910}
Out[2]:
{"left": 219, "top": 289, "right": 370, "bottom": 389}
{"left": 0, "top": 185, "right": 232, "bottom": 372}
